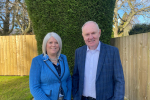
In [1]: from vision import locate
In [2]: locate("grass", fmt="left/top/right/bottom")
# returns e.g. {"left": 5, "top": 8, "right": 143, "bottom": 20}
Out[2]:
{"left": 0, "top": 76, "right": 33, "bottom": 100}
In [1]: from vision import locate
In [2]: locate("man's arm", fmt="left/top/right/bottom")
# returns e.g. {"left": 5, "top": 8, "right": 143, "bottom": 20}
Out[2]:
{"left": 113, "top": 48, "right": 125, "bottom": 100}
{"left": 72, "top": 49, "right": 80, "bottom": 99}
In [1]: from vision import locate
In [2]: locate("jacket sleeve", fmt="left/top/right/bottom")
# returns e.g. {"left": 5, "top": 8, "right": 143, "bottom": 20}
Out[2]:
{"left": 113, "top": 48, "right": 125, "bottom": 100}
{"left": 72, "top": 49, "right": 80, "bottom": 100}
{"left": 29, "top": 58, "right": 50, "bottom": 100}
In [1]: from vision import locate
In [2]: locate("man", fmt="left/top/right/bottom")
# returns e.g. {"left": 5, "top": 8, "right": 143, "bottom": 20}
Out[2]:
{"left": 72, "top": 21, "right": 125, "bottom": 100}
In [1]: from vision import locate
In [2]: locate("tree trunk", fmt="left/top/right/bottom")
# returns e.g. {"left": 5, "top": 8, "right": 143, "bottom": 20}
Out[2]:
{"left": 3, "top": 0, "right": 10, "bottom": 35}
{"left": 114, "top": 5, "right": 119, "bottom": 37}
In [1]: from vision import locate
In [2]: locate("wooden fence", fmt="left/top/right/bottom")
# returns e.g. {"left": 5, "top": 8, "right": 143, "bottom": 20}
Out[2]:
{"left": 111, "top": 32, "right": 150, "bottom": 100}
{"left": 0, "top": 35, "right": 38, "bottom": 76}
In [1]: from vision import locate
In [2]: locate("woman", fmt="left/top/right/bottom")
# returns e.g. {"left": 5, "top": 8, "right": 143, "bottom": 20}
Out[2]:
{"left": 29, "top": 32, "right": 72, "bottom": 100}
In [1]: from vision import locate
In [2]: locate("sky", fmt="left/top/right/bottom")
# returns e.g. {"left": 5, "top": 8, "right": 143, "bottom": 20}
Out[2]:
{"left": 138, "top": 16, "right": 150, "bottom": 24}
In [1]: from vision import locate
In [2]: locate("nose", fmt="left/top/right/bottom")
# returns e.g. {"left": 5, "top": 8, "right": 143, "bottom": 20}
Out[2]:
{"left": 52, "top": 43, "right": 56, "bottom": 46}
{"left": 89, "top": 34, "right": 93, "bottom": 39}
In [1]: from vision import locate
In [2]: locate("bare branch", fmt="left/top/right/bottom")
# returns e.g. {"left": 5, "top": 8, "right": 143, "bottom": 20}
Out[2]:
{"left": 113, "top": 0, "right": 150, "bottom": 37}
{"left": 0, "top": 16, "right": 5, "bottom": 21}
{"left": 118, "top": 14, "right": 127, "bottom": 22}
{"left": 7, "top": 11, "right": 15, "bottom": 34}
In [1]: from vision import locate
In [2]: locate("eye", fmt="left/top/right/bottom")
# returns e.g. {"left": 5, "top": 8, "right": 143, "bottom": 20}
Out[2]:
{"left": 92, "top": 32, "right": 95, "bottom": 34}
{"left": 49, "top": 42, "right": 52, "bottom": 44}
{"left": 55, "top": 42, "right": 58, "bottom": 44}
{"left": 85, "top": 34, "right": 89, "bottom": 36}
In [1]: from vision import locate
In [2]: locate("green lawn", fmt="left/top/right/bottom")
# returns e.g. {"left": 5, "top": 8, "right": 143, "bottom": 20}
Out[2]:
{"left": 0, "top": 76, "right": 33, "bottom": 100}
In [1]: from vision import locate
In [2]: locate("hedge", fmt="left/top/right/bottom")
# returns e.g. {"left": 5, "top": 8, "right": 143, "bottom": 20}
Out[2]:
{"left": 25, "top": 0, "right": 116, "bottom": 74}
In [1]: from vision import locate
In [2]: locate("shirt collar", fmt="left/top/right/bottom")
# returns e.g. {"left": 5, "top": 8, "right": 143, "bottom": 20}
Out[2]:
{"left": 42, "top": 54, "right": 62, "bottom": 61}
{"left": 87, "top": 41, "right": 101, "bottom": 51}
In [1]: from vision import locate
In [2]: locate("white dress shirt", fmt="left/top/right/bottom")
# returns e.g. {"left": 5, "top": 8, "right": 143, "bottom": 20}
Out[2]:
{"left": 83, "top": 41, "right": 101, "bottom": 98}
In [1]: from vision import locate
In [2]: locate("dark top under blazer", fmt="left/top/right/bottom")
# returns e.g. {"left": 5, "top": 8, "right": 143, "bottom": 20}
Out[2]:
{"left": 29, "top": 54, "right": 72, "bottom": 100}
{"left": 72, "top": 42, "right": 125, "bottom": 100}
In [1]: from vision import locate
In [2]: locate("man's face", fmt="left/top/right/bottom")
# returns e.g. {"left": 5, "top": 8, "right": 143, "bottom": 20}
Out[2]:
{"left": 82, "top": 22, "right": 101, "bottom": 50}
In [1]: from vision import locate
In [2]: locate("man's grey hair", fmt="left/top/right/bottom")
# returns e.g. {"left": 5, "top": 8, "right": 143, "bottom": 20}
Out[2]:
{"left": 42, "top": 32, "right": 62, "bottom": 58}
{"left": 81, "top": 21, "right": 100, "bottom": 33}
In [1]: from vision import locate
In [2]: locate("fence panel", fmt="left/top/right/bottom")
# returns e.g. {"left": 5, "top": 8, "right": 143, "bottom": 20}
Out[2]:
{"left": 148, "top": 33, "right": 150, "bottom": 100}
{"left": 0, "top": 35, "right": 38, "bottom": 75}
{"left": 111, "top": 32, "right": 150, "bottom": 100}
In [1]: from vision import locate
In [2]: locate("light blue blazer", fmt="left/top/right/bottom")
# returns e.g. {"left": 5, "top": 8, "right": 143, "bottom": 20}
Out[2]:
{"left": 29, "top": 54, "right": 72, "bottom": 100}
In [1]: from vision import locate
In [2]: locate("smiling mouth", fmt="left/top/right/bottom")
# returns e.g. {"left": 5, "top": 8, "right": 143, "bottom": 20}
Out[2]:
{"left": 88, "top": 40, "right": 95, "bottom": 42}
{"left": 50, "top": 48, "right": 57, "bottom": 50}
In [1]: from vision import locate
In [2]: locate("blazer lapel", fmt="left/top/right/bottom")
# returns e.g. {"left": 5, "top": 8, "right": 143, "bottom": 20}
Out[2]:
{"left": 96, "top": 43, "right": 106, "bottom": 81}
{"left": 45, "top": 60, "right": 59, "bottom": 77}
{"left": 80, "top": 45, "right": 87, "bottom": 81}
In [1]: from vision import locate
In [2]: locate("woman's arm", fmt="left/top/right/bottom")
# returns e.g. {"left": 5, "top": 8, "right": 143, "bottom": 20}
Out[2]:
{"left": 29, "top": 58, "right": 50, "bottom": 100}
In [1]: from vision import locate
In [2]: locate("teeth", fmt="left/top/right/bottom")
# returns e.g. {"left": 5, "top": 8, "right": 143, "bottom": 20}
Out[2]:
{"left": 50, "top": 48, "right": 56, "bottom": 49}
{"left": 89, "top": 40, "right": 94, "bottom": 42}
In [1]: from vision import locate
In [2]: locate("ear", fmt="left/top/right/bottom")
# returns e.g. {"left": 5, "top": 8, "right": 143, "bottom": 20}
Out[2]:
{"left": 99, "top": 29, "right": 101, "bottom": 36}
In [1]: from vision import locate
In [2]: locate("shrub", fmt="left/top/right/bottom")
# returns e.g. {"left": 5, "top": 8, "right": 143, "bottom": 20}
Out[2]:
{"left": 129, "top": 24, "right": 150, "bottom": 35}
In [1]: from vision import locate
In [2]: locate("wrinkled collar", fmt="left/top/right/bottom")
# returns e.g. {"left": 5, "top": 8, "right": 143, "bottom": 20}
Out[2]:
{"left": 42, "top": 54, "right": 62, "bottom": 61}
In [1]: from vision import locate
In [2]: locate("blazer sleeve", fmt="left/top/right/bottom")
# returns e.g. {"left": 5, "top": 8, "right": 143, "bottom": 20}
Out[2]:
{"left": 29, "top": 58, "right": 50, "bottom": 100}
{"left": 64, "top": 55, "right": 72, "bottom": 100}
{"left": 113, "top": 48, "right": 125, "bottom": 100}
{"left": 72, "top": 49, "right": 80, "bottom": 100}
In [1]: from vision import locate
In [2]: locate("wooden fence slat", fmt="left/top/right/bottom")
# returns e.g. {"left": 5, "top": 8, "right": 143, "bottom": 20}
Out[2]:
{"left": 26, "top": 35, "right": 31, "bottom": 75}
{"left": 137, "top": 34, "right": 143, "bottom": 100}
{"left": 125, "top": 36, "right": 129, "bottom": 99}
{"left": 122, "top": 36, "right": 127, "bottom": 98}
{"left": 119, "top": 37, "right": 123, "bottom": 65}
{"left": 128, "top": 35, "right": 132, "bottom": 100}
{"left": 147, "top": 33, "right": 150, "bottom": 100}
{"left": 11, "top": 36, "right": 15, "bottom": 75}
{"left": 23, "top": 35, "right": 27, "bottom": 75}
{"left": 6, "top": 36, "right": 10, "bottom": 75}
{"left": 0, "top": 36, "right": 3, "bottom": 75}
{"left": 16, "top": 35, "right": 20, "bottom": 75}
{"left": 20, "top": 35, "right": 24, "bottom": 76}
{"left": 141, "top": 33, "right": 148, "bottom": 100}
{"left": 4, "top": 36, "right": 7, "bottom": 75}
{"left": 9, "top": 36, "right": 13, "bottom": 75}
{"left": 13, "top": 36, "right": 17, "bottom": 75}
{"left": 2, "top": 36, "right": 4, "bottom": 75}
{"left": 133, "top": 35, "right": 138, "bottom": 100}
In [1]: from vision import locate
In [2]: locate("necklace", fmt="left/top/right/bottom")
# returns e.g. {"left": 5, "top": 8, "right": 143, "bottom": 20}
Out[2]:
{"left": 49, "top": 58, "right": 58, "bottom": 61}
{"left": 49, "top": 58, "right": 58, "bottom": 65}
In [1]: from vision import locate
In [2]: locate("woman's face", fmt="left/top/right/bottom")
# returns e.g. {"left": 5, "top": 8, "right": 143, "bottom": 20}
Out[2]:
{"left": 46, "top": 36, "right": 59, "bottom": 56}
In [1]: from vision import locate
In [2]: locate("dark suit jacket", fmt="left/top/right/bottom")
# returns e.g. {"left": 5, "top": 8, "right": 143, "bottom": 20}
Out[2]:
{"left": 72, "top": 42, "right": 125, "bottom": 100}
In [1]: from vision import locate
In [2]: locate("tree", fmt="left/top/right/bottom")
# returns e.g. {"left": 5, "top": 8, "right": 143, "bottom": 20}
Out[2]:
{"left": 13, "top": 0, "right": 32, "bottom": 34}
{"left": 0, "top": 0, "right": 32, "bottom": 35}
{"left": 113, "top": 0, "right": 150, "bottom": 37}
{"left": 0, "top": 0, "right": 12, "bottom": 35}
